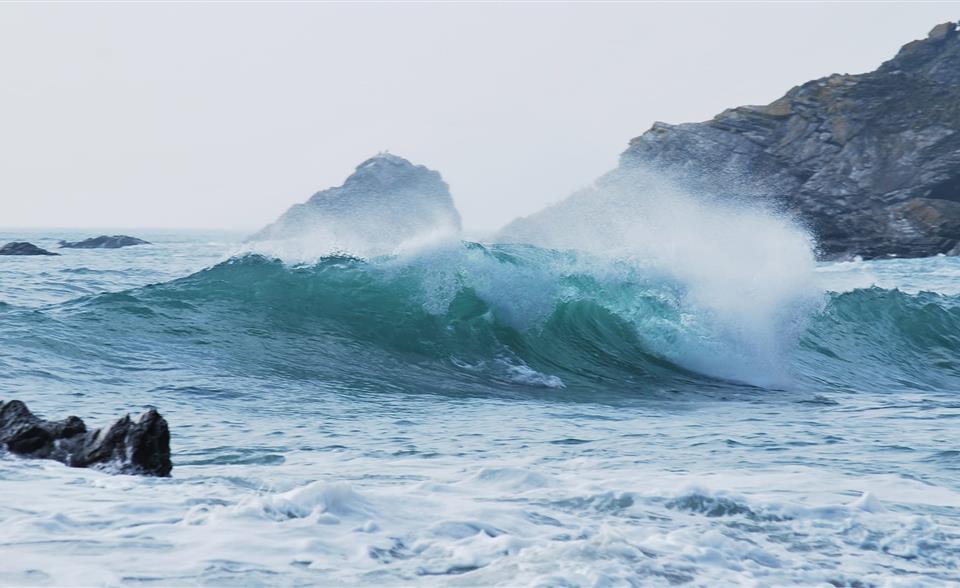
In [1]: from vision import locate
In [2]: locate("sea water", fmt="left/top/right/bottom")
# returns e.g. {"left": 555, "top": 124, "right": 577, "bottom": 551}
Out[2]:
{"left": 0, "top": 228, "right": 958, "bottom": 586}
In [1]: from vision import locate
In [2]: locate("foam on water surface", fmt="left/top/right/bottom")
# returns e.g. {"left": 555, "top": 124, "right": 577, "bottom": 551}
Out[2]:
{"left": 2, "top": 394, "right": 959, "bottom": 587}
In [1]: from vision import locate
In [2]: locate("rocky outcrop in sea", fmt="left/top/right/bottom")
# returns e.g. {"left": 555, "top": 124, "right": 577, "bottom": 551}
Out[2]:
{"left": 59, "top": 235, "right": 151, "bottom": 249}
{"left": 501, "top": 22, "right": 960, "bottom": 260}
{"left": 0, "top": 400, "right": 172, "bottom": 477}
{"left": 0, "top": 242, "right": 59, "bottom": 256}
{"left": 249, "top": 153, "right": 462, "bottom": 257}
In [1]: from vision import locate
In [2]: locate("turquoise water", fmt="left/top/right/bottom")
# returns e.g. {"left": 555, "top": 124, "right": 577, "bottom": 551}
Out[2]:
{"left": 1, "top": 229, "right": 959, "bottom": 586}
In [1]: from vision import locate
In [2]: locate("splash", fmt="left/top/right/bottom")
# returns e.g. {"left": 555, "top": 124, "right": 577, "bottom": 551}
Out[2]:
{"left": 497, "top": 167, "right": 820, "bottom": 385}
{"left": 238, "top": 152, "right": 820, "bottom": 387}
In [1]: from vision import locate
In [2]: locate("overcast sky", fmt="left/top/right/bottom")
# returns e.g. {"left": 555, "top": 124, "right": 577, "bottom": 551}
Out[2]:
{"left": 1, "top": 2, "right": 957, "bottom": 232}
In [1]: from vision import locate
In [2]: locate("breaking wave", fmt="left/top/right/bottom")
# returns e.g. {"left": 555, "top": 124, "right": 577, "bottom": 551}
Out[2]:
{"left": 5, "top": 242, "right": 957, "bottom": 397}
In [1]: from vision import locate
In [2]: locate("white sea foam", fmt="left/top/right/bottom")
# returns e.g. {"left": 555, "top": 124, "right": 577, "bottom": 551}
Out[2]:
{"left": 3, "top": 449, "right": 957, "bottom": 587}
{"left": 816, "top": 254, "right": 960, "bottom": 295}
{"left": 241, "top": 225, "right": 463, "bottom": 266}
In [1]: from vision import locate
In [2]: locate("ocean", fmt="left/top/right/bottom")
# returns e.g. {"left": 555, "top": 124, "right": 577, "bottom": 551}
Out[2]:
{"left": 1, "top": 228, "right": 959, "bottom": 586}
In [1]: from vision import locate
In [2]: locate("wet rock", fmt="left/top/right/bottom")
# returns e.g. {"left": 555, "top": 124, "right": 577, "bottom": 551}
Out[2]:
{"left": 59, "top": 235, "right": 151, "bottom": 249}
{"left": 0, "top": 242, "right": 59, "bottom": 256}
{"left": 0, "top": 400, "right": 172, "bottom": 477}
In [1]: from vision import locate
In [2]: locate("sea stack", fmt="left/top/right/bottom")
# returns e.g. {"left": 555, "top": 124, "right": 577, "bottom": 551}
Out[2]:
{"left": 249, "top": 153, "right": 462, "bottom": 257}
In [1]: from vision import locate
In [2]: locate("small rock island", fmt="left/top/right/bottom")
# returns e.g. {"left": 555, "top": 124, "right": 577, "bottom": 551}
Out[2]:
{"left": 0, "top": 242, "right": 59, "bottom": 256}
{"left": 59, "top": 235, "right": 151, "bottom": 249}
{"left": 247, "top": 153, "right": 462, "bottom": 256}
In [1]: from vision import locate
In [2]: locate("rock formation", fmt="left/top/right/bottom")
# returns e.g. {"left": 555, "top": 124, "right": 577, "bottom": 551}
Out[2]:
{"left": 0, "top": 242, "right": 59, "bottom": 256}
{"left": 500, "top": 22, "right": 960, "bottom": 260}
{"left": 249, "top": 153, "right": 462, "bottom": 257}
{"left": 0, "top": 400, "right": 172, "bottom": 477}
{"left": 59, "top": 235, "right": 151, "bottom": 249}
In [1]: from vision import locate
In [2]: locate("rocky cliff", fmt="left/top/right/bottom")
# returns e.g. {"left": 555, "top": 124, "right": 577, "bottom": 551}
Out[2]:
{"left": 501, "top": 22, "right": 960, "bottom": 260}
{"left": 250, "top": 153, "right": 462, "bottom": 257}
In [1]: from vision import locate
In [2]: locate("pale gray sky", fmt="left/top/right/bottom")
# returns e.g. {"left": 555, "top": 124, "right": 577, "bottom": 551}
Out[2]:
{"left": 1, "top": 2, "right": 957, "bottom": 231}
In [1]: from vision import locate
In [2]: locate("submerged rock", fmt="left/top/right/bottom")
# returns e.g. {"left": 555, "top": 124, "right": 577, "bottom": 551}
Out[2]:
{"left": 248, "top": 153, "right": 462, "bottom": 257}
{"left": 0, "top": 242, "right": 59, "bottom": 256}
{"left": 59, "top": 235, "right": 151, "bottom": 249}
{"left": 501, "top": 21, "right": 960, "bottom": 260}
{"left": 0, "top": 400, "right": 172, "bottom": 477}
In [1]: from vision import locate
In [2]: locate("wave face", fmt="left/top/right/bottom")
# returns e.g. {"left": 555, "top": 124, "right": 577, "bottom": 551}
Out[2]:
{"left": 6, "top": 243, "right": 957, "bottom": 399}
{"left": 800, "top": 286, "right": 960, "bottom": 392}
{"left": 58, "top": 246, "right": 801, "bottom": 394}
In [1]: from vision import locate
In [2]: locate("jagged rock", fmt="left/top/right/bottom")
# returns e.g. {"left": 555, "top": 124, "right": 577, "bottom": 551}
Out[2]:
{"left": 59, "top": 235, "right": 151, "bottom": 249}
{"left": 249, "top": 153, "right": 462, "bottom": 256}
{"left": 0, "top": 400, "right": 172, "bottom": 477}
{"left": 0, "top": 242, "right": 59, "bottom": 256}
{"left": 500, "top": 21, "right": 960, "bottom": 260}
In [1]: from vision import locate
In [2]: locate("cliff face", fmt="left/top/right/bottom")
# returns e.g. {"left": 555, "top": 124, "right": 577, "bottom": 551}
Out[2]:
{"left": 250, "top": 153, "right": 462, "bottom": 256}
{"left": 503, "top": 22, "right": 960, "bottom": 260}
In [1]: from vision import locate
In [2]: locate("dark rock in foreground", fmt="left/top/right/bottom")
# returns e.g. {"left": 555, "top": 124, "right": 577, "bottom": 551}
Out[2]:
{"left": 501, "top": 22, "right": 960, "bottom": 260}
{"left": 59, "top": 235, "right": 151, "bottom": 249}
{"left": 0, "top": 400, "right": 172, "bottom": 477}
{"left": 0, "top": 242, "right": 59, "bottom": 256}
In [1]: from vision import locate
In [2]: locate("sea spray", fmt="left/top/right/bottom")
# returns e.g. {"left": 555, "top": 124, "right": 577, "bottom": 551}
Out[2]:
{"left": 233, "top": 147, "right": 824, "bottom": 387}
{"left": 498, "top": 167, "right": 821, "bottom": 386}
